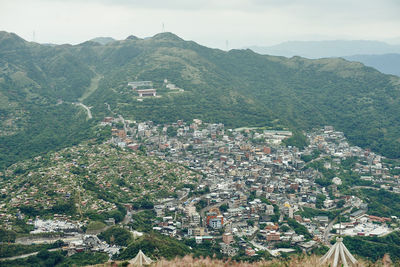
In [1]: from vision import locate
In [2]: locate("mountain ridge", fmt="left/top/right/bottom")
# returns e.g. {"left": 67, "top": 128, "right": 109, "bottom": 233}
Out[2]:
{"left": 89, "top": 37, "right": 116, "bottom": 45}
{"left": 247, "top": 40, "right": 400, "bottom": 58}
{"left": 1, "top": 31, "right": 400, "bottom": 169}
{"left": 344, "top": 53, "right": 400, "bottom": 76}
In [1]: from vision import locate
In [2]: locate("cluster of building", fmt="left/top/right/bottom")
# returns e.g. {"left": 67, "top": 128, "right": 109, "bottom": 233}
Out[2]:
{"left": 107, "top": 119, "right": 399, "bottom": 256}
{"left": 29, "top": 218, "right": 82, "bottom": 234}
{"left": 2, "top": 113, "right": 400, "bottom": 260}
{"left": 333, "top": 213, "right": 393, "bottom": 237}
{"left": 15, "top": 218, "right": 120, "bottom": 258}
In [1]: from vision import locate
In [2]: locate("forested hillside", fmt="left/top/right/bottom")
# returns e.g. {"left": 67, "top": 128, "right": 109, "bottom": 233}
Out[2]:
{"left": 0, "top": 32, "right": 98, "bottom": 168}
{"left": 1, "top": 30, "right": 400, "bottom": 169}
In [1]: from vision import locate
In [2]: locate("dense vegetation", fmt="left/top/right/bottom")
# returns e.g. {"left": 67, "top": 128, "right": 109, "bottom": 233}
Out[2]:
{"left": 98, "top": 227, "right": 133, "bottom": 246}
{"left": 299, "top": 207, "right": 341, "bottom": 220}
{"left": 355, "top": 188, "right": 400, "bottom": 218}
{"left": 282, "top": 131, "right": 308, "bottom": 150}
{"left": 0, "top": 229, "right": 17, "bottom": 243}
{"left": 0, "top": 241, "right": 64, "bottom": 258}
{"left": 0, "top": 250, "right": 108, "bottom": 267}
{"left": 286, "top": 218, "right": 312, "bottom": 239}
{"left": 344, "top": 231, "right": 400, "bottom": 262}
{"left": 129, "top": 210, "right": 156, "bottom": 233}
{"left": 1, "top": 30, "right": 400, "bottom": 172}
{"left": 117, "top": 232, "right": 191, "bottom": 260}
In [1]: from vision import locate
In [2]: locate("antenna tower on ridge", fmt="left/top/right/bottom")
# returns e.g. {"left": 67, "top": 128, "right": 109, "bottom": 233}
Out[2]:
{"left": 162, "top": 23, "right": 165, "bottom": 33}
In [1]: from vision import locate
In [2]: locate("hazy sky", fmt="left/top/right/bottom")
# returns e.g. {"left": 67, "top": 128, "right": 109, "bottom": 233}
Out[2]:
{"left": 1, "top": 0, "right": 400, "bottom": 49}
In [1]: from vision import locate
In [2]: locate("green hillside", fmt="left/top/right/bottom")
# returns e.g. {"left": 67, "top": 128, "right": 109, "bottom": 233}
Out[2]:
{"left": 1, "top": 142, "right": 200, "bottom": 221}
{"left": 1, "top": 31, "right": 400, "bottom": 169}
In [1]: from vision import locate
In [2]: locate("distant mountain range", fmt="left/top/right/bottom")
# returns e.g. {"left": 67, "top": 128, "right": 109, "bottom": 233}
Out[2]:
{"left": 344, "top": 54, "right": 400, "bottom": 76}
{"left": 247, "top": 40, "right": 400, "bottom": 76}
{"left": 1, "top": 31, "right": 400, "bottom": 168}
{"left": 247, "top": 40, "right": 400, "bottom": 58}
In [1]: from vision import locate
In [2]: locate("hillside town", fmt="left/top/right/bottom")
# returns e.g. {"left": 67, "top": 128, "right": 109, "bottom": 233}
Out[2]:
{"left": 102, "top": 116, "right": 400, "bottom": 257}
{"left": 1, "top": 115, "right": 400, "bottom": 261}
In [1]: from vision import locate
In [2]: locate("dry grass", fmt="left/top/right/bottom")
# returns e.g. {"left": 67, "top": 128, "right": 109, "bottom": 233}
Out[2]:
{"left": 153, "top": 255, "right": 335, "bottom": 267}
{"left": 93, "top": 254, "right": 395, "bottom": 267}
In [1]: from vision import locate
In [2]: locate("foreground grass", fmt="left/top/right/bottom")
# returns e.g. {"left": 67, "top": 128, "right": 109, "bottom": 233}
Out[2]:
{"left": 93, "top": 254, "right": 394, "bottom": 267}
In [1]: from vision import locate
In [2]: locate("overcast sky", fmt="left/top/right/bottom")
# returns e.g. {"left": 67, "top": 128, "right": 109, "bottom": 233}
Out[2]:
{"left": 1, "top": 0, "right": 400, "bottom": 49}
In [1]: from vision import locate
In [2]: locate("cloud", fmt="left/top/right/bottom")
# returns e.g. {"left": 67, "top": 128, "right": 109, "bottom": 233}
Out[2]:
{"left": 0, "top": 0, "right": 399, "bottom": 48}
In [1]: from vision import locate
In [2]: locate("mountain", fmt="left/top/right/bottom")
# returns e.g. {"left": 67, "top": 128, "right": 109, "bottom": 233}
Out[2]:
{"left": 344, "top": 54, "right": 400, "bottom": 76}
{"left": 248, "top": 41, "right": 400, "bottom": 76}
{"left": 89, "top": 37, "right": 116, "bottom": 45}
{"left": 1, "top": 30, "right": 400, "bottom": 169}
{"left": 248, "top": 40, "right": 400, "bottom": 58}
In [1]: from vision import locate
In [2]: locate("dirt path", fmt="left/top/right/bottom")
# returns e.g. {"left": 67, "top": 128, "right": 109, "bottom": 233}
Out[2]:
{"left": 79, "top": 72, "right": 103, "bottom": 102}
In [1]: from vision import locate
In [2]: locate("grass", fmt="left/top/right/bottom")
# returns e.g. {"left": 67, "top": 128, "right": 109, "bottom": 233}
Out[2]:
{"left": 90, "top": 254, "right": 387, "bottom": 267}
{"left": 86, "top": 221, "right": 107, "bottom": 232}
{"left": 79, "top": 72, "right": 103, "bottom": 102}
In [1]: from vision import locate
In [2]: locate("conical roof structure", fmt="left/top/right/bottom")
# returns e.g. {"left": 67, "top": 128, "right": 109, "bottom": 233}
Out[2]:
{"left": 320, "top": 237, "right": 359, "bottom": 267}
{"left": 129, "top": 249, "right": 154, "bottom": 266}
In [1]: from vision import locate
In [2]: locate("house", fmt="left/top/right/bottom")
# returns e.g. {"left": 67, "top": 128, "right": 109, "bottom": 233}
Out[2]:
{"left": 267, "top": 231, "right": 280, "bottom": 241}
{"left": 222, "top": 232, "right": 234, "bottom": 244}
{"left": 220, "top": 243, "right": 239, "bottom": 257}
{"left": 245, "top": 247, "right": 256, "bottom": 256}
{"left": 209, "top": 216, "right": 223, "bottom": 229}
{"left": 137, "top": 89, "right": 157, "bottom": 97}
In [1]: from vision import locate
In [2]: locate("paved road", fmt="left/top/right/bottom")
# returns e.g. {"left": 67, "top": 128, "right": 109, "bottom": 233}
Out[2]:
{"left": 118, "top": 115, "right": 128, "bottom": 133}
{"left": 323, "top": 207, "right": 352, "bottom": 245}
{"left": 250, "top": 240, "right": 285, "bottom": 257}
{"left": 121, "top": 209, "right": 145, "bottom": 225}
{"left": 0, "top": 248, "right": 61, "bottom": 261}
{"left": 353, "top": 186, "right": 381, "bottom": 191}
{"left": 75, "top": 102, "right": 92, "bottom": 119}
{"left": 122, "top": 211, "right": 132, "bottom": 225}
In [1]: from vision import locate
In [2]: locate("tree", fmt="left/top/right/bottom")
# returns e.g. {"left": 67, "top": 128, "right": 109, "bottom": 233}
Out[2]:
{"left": 280, "top": 225, "right": 290, "bottom": 232}
{"left": 99, "top": 227, "right": 133, "bottom": 246}
{"left": 283, "top": 131, "right": 308, "bottom": 150}
{"left": 166, "top": 126, "right": 177, "bottom": 137}
{"left": 219, "top": 204, "right": 228, "bottom": 213}
{"left": 316, "top": 194, "right": 326, "bottom": 209}
{"left": 337, "top": 199, "right": 345, "bottom": 208}
{"left": 0, "top": 229, "right": 16, "bottom": 243}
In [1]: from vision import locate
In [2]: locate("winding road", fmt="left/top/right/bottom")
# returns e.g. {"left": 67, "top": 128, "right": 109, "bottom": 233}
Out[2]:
{"left": 0, "top": 248, "right": 62, "bottom": 261}
{"left": 75, "top": 102, "right": 92, "bottom": 119}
